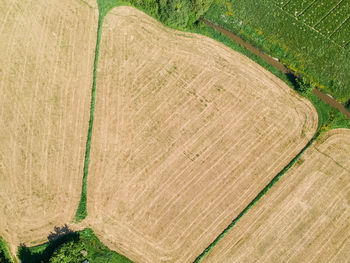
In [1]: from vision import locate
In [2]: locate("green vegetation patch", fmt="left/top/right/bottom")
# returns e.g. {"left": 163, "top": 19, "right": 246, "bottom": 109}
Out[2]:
{"left": 125, "top": 0, "right": 213, "bottom": 29}
{"left": 18, "top": 228, "right": 132, "bottom": 263}
{"left": 0, "top": 237, "right": 13, "bottom": 263}
{"left": 75, "top": 0, "right": 113, "bottom": 222}
{"left": 97, "top": 0, "right": 131, "bottom": 17}
{"left": 204, "top": 0, "right": 350, "bottom": 102}
{"left": 97, "top": 0, "right": 214, "bottom": 29}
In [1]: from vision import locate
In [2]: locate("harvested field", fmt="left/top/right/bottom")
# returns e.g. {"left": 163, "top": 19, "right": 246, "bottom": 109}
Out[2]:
{"left": 0, "top": 0, "right": 97, "bottom": 252}
{"left": 87, "top": 6, "right": 318, "bottom": 263}
{"left": 202, "top": 129, "right": 350, "bottom": 263}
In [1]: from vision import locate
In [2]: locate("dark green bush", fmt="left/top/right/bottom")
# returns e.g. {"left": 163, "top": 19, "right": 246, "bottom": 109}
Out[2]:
{"left": 129, "top": 0, "right": 213, "bottom": 28}
{"left": 0, "top": 250, "right": 10, "bottom": 263}
{"left": 49, "top": 241, "right": 85, "bottom": 263}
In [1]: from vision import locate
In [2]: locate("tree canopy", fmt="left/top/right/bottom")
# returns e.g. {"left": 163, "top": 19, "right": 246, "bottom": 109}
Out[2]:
{"left": 49, "top": 240, "right": 86, "bottom": 263}
{"left": 129, "top": 0, "right": 214, "bottom": 28}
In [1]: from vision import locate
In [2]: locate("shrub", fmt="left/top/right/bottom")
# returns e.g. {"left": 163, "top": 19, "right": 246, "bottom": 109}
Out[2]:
{"left": 129, "top": 0, "right": 214, "bottom": 28}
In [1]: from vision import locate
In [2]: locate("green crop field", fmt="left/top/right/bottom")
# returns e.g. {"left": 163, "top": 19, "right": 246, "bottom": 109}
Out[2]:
{"left": 204, "top": 0, "right": 350, "bottom": 102}
{"left": 274, "top": 0, "right": 350, "bottom": 46}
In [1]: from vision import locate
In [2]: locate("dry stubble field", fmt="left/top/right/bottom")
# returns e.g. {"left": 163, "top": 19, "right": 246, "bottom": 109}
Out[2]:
{"left": 202, "top": 129, "right": 350, "bottom": 263}
{"left": 0, "top": 0, "right": 97, "bottom": 252}
{"left": 87, "top": 7, "right": 318, "bottom": 263}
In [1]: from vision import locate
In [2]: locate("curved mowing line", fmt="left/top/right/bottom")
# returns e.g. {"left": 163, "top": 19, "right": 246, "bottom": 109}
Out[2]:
{"left": 193, "top": 131, "right": 320, "bottom": 262}
{"left": 75, "top": 14, "right": 104, "bottom": 222}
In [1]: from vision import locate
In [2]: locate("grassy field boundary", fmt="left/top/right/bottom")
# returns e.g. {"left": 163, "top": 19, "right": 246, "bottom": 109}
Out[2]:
{"left": 74, "top": 13, "right": 103, "bottom": 221}
{"left": 74, "top": 0, "right": 132, "bottom": 222}
{"left": 0, "top": 237, "right": 14, "bottom": 263}
{"left": 17, "top": 228, "right": 133, "bottom": 263}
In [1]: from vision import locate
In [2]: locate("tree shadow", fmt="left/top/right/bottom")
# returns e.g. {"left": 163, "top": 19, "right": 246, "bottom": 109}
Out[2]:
{"left": 18, "top": 225, "right": 79, "bottom": 263}
{"left": 47, "top": 224, "right": 74, "bottom": 242}
{"left": 285, "top": 72, "right": 300, "bottom": 90}
{"left": 345, "top": 98, "right": 350, "bottom": 110}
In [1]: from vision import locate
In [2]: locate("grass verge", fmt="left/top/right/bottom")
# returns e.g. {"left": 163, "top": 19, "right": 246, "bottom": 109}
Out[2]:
{"left": 17, "top": 228, "right": 133, "bottom": 263}
{"left": 74, "top": 12, "right": 102, "bottom": 221}
{"left": 75, "top": 0, "right": 129, "bottom": 222}
{"left": 0, "top": 237, "right": 14, "bottom": 263}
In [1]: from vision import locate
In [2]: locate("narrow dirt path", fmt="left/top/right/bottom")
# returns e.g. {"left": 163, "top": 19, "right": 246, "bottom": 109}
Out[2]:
{"left": 313, "top": 88, "right": 350, "bottom": 118}
{"left": 199, "top": 18, "right": 290, "bottom": 74}
{"left": 200, "top": 18, "right": 350, "bottom": 119}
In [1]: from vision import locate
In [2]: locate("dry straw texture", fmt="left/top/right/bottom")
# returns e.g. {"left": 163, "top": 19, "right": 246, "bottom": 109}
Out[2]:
{"left": 0, "top": 0, "right": 97, "bottom": 253}
{"left": 202, "top": 129, "right": 350, "bottom": 263}
{"left": 87, "top": 6, "right": 318, "bottom": 262}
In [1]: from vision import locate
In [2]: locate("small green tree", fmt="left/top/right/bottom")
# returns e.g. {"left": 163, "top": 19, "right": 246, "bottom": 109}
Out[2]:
{"left": 129, "top": 0, "right": 213, "bottom": 28}
{"left": 49, "top": 240, "right": 85, "bottom": 263}
{"left": 188, "top": 0, "right": 213, "bottom": 25}
{"left": 295, "top": 77, "right": 312, "bottom": 94}
{"left": 130, "top": 0, "right": 159, "bottom": 17}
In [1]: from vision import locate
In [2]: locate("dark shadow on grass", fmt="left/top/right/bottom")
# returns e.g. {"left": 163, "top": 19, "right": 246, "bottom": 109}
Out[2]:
{"left": 285, "top": 72, "right": 300, "bottom": 89}
{"left": 18, "top": 225, "right": 78, "bottom": 263}
{"left": 345, "top": 98, "right": 350, "bottom": 110}
{"left": 47, "top": 224, "right": 74, "bottom": 242}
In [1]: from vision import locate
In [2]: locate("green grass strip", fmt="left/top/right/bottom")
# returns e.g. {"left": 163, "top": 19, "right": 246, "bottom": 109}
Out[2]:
{"left": 0, "top": 237, "right": 14, "bottom": 263}
{"left": 74, "top": 0, "right": 130, "bottom": 222}
{"left": 75, "top": 8, "right": 104, "bottom": 222}
{"left": 193, "top": 130, "right": 320, "bottom": 262}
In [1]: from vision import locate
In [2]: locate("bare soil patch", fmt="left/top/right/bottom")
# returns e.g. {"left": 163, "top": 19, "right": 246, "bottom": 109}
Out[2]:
{"left": 202, "top": 129, "right": 350, "bottom": 263}
{"left": 0, "top": 0, "right": 97, "bottom": 253}
{"left": 87, "top": 6, "right": 318, "bottom": 263}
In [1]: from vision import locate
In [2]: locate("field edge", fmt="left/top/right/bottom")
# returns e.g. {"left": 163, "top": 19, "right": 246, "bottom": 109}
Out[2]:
{"left": 17, "top": 228, "right": 133, "bottom": 263}
{"left": 0, "top": 237, "right": 15, "bottom": 263}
